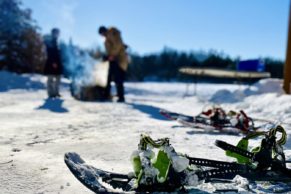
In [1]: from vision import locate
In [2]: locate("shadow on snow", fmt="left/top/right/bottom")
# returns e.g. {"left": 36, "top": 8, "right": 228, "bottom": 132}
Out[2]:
{"left": 36, "top": 98, "right": 69, "bottom": 113}
{"left": 127, "top": 103, "right": 168, "bottom": 121}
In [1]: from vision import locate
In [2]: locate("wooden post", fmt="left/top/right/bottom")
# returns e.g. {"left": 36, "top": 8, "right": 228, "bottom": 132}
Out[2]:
{"left": 283, "top": 2, "right": 291, "bottom": 94}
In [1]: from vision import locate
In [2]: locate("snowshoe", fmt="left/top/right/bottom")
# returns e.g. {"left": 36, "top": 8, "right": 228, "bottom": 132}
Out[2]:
{"left": 65, "top": 125, "right": 291, "bottom": 193}
{"left": 160, "top": 106, "right": 256, "bottom": 134}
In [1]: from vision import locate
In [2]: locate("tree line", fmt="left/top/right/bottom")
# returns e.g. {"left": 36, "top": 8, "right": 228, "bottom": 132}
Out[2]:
{"left": 128, "top": 48, "right": 284, "bottom": 81}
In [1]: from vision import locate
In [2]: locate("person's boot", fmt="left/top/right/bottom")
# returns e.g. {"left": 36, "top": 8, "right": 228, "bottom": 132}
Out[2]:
{"left": 117, "top": 97, "right": 125, "bottom": 103}
{"left": 116, "top": 83, "right": 125, "bottom": 103}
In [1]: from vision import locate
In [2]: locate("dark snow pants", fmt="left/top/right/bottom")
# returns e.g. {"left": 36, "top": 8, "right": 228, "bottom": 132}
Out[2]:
{"left": 105, "top": 61, "right": 125, "bottom": 101}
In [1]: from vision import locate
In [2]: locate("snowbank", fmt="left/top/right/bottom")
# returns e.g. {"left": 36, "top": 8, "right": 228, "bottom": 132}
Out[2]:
{"left": 210, "top": 78, "right": 284, "bottom": 103}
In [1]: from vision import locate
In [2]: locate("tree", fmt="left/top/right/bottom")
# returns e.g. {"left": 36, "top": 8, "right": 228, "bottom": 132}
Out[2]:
{"left": 0, "top": 0, "right": 45, "bottom": 73}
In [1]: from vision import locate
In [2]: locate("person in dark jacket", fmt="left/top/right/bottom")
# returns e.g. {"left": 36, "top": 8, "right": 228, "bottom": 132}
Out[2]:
{"left": 99, "top": 26, "right": 128, "bottom": 102}
{"left": 44, "top": 28, "right": 63, "bottom": 98}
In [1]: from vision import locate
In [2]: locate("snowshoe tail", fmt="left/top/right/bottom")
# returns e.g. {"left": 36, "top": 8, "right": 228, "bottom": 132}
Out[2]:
{"left": 64, "top": 152, "right": 133, "bottom": 193}
{"left": 159, "top": 109, "right": 193, "bottom": 121}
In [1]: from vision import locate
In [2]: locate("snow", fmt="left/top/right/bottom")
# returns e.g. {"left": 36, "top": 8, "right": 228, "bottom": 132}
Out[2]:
{"left": 0, "top": 71, "right": 291, "bottom": 193}
{"left": 210, "top": 79, "right": 284, "bottom": 103}
{"left": 0, "top": 71, "right": 45, "bottom": 92}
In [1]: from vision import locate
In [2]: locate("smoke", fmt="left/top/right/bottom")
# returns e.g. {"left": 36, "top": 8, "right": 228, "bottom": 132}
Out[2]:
{"left": 60, "top": 43, "right": 107, "bottom": 94}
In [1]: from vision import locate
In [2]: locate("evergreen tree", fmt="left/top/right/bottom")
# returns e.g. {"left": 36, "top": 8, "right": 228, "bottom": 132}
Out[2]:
{"left": 0, "top": 0, "right": 45, "bottom": 73}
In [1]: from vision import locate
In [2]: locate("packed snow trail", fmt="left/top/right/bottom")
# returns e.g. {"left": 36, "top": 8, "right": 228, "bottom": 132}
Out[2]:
{"left": 0, "top": 71, "right": 291, "bottom": 193}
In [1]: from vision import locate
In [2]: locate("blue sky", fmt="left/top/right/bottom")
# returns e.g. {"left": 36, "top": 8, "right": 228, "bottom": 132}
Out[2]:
{"left": 23, "top": 0, "right": 290, "bottom": 59}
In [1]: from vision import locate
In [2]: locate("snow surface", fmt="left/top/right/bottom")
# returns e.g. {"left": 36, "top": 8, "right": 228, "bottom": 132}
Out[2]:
{"left": 1, "top": 71, "right": 291, "bottom": 193}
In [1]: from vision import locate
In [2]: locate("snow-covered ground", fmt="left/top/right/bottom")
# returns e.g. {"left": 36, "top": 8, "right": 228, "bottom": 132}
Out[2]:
{"left": 1, "top": 71, "right": 291, "bottom": 194}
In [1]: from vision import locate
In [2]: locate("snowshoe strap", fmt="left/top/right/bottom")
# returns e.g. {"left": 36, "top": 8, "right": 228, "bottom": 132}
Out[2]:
{"left": 237, "top": 110, "right": 253, "bottom": 131}
{"left": 100, "top": 172, "right": 131, "bottom": 190}
{"left": 244, "top": 125, "right": 286, "bottom": 145}
{"left": 187, "top": 157, "right": 245, "bottom": 169}
{"left": 216, "top": 125, "right": 287, "bottom": 168}
{"left": 139, "top": 134, "right": 170, "bottom": 150}
{"left": 215, "top": 140, "right": 254, "bottom": 159}
{"left": 202, "top": 107, "right": 226, "bottom": 118}
{"left": 269, "top": 125, "right": 287, "bottom": 146}
{"left": 197, "top": 167, "right": 248, "bottom": 181}
{"left": 201, "top": 109, "right": 213, "bottom": 116}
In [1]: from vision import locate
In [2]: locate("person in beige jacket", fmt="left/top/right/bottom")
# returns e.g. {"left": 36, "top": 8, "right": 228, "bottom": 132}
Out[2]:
{"left": 99, "top": 26, "right": 128, "bottom": 102}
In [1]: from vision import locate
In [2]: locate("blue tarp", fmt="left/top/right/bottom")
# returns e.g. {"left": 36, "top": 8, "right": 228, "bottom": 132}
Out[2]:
{"left": 237, "top": 59, "right": 265, "bottom": 72}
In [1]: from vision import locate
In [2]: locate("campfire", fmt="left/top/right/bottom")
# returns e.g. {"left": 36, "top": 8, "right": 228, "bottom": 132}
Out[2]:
{"left": 62, "top": 44, "right": 109, "bottom": 101}
{"left": 71, "top": 82, "right": 106, "bottom": 101}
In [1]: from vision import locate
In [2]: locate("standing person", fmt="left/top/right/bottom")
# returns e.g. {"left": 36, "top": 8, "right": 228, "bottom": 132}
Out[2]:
{"left": 98, "top": 26, "right": 128, "bottom": 102}
{"left": 44, "top": 28, "right": 63, "bottom": 98}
